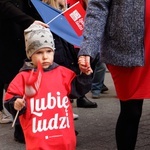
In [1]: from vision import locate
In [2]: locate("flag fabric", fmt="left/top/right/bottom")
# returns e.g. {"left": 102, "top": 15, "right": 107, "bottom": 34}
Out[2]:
{"left": 31, "top": 0, "right": 84, "bottom": 47}
{"left": 11, "top": 62, "right": 43, "bottom": 127}
{"left": 25, "top": 62, "right": 43, "bottom": 97}
{"left": 63, "top": 2, "right": 85, "bottom": 36}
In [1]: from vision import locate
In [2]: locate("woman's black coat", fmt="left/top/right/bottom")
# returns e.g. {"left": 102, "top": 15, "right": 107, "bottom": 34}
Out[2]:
{"left": 0, "top": 0, "right": 40, "bottom": 83}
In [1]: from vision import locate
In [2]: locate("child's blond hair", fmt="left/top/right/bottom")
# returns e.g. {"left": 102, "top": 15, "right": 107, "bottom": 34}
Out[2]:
{"left": 42, "top": 0, "right": 67, "bottom": 11}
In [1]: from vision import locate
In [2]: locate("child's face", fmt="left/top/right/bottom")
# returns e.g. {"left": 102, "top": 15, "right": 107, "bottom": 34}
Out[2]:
{"left": 31, "top": 47, "right": 54, "bottom": 69}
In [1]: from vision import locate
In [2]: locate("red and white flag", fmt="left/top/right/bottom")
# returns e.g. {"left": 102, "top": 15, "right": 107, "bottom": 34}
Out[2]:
{"left": 12, "top": 62, "right": 43, "bottom": 127}
{"left": 63, "top": 2, "right": 86, "bottom": 36}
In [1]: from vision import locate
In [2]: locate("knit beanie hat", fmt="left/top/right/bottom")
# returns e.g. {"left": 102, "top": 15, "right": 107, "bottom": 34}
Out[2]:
{"left": 24, "top": 23, "right": 55, "bottom": 59}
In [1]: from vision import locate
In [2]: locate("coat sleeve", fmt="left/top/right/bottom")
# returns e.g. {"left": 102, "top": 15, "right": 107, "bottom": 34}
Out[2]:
{"left": 4, "top": 73, "right": 27, "bottom": 117}
{"left": 69, "top": 73, "right": 92, "bottom": 99}
{"left": 0, "top": 0, "right": 35, "bottom": 29}
{"left": 78, "top": 0, "right": 111, "bottom": 59}
{"left": 4, "top": 96, "right": 26, "bottom": 118}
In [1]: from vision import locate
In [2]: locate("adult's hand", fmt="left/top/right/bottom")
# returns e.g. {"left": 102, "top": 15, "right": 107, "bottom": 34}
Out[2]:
{"left": 34, "top": 20, "right": 49, "bottom": 28}
{"left": 78, "top": 56, "right": 93, "bottom": 75}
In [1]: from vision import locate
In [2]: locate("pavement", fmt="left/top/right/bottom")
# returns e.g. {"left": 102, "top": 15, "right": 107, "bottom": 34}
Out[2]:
{"left": 1, "top": 72, "right": 150, "bottom": 150}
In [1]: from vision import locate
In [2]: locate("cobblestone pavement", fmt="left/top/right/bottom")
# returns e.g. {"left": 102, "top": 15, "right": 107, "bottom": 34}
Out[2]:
{"left": 1, "top": 72, "right": 150, "bottom": 150}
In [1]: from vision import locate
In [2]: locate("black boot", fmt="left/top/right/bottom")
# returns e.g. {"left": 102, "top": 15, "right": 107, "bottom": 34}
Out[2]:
{"left": 77, "top": 96, "right": 98, "bottom": 108}
{"left": 101, "top": 84, "right": 108, "bottom": 93}
{"left": 75, "top": 130, "right": 79, "bottom": 136}
{"left": 14, "top": 124, "right": 25, "bottom": 144}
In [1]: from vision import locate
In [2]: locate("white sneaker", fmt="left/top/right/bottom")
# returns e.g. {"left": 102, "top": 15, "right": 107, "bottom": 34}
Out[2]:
{"left": 73, "top": 113, "right": 79, "bottom": 120}
{"left": 0, "top": 110, "right": 12, "bottom": 124}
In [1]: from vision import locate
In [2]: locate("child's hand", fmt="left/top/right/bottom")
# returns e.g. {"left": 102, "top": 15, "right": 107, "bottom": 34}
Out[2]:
{"left": 78, "top": 56, "right": 93, "bottom": 75}
{"left": 14, "top": 98, "right": 25, "bottom": 111}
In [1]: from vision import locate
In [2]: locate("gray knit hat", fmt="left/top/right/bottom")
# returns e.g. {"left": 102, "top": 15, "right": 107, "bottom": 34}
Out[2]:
{"left": 24, "top": 23, "right": 55, "bottom": 59}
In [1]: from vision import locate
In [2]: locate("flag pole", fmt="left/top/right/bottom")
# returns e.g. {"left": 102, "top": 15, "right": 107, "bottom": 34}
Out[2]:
{"left": 46, "top": 1, "right": 79, "bottom": 25}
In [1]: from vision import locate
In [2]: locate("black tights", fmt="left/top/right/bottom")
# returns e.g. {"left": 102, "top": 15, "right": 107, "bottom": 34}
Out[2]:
{"left": 116, "top": 100, "right": 143, "bottom": 150}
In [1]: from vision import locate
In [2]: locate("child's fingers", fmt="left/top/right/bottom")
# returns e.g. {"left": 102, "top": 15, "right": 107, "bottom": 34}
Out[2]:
{"left": 85, "top": 56, "right": 90, "bottom": 67}
{"left": 14, "top": 99, "right": 25, "bottom": 111}
{"left": 85, "top": 56, "right": 92, "bottom": 75}
{"left": 78, "top": 56, "right": 86, "bottom": 65}
{"left": 85, "top": 67, "right": 93, "bottom": 75}
{"left": 78, "top": 56, "right": 93, "bottom": 74}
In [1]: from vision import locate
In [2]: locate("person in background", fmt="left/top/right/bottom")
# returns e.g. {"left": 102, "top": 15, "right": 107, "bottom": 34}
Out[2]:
{"left": 91, "top": 53, "right": 108, "bottom": 99}
{"left": 4, "top": 23, "right": 92, "bottom": 150}
{"left": 0, "top": 84, "right": 12, "bottom": 123}
{"left": 78, "top": 0, "right": 149, "bottom": 150}
{"left": 0, "top": 0, "right": 48, "bottom": 142}
{"left": 42, "top": 0, "right": 97, "bottom": 108}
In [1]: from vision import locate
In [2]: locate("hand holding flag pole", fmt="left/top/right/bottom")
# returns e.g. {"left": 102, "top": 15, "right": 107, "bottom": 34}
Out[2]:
{"left": 12, "top": 95, "right": 25, "bottom": 127}
{"left": 12, "top": 62, "right": 43, "bottom": 127}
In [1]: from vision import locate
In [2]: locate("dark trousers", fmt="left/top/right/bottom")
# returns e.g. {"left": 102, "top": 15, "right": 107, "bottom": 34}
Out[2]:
{"left": 0, "top": 82, "right": 4, "bottom": 111}
{"left": 0, "top": 82, "right": 9, "bottom": 111}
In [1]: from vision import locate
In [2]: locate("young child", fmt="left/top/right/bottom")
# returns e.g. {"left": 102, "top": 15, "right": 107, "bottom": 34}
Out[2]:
{"left": 4, "top": 23, "right": 92, "bottom": 150}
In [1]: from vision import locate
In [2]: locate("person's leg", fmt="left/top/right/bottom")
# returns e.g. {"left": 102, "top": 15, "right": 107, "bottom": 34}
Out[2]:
{"left": 116, "top": 99, "right": 143, "bottom": 150}
{"left": 2, "top": 84, "right": 13, "bottom": 118}
{"left": 14, "top": 121, "right": 25, "bottom": 144}
{"left": 0, "top": 81, "right": 3, "bottom": 111}
{"left": 91, "top": 62, "right": 106, "bottom": 98}
{"left": 101, "top": 84, "right": 109, "bottom": 93}
{"left": 76, "top": 51, "right": 98, "bottom": 108}
{"left": 0, "top": 82, "right": 12, "bottom": 123}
